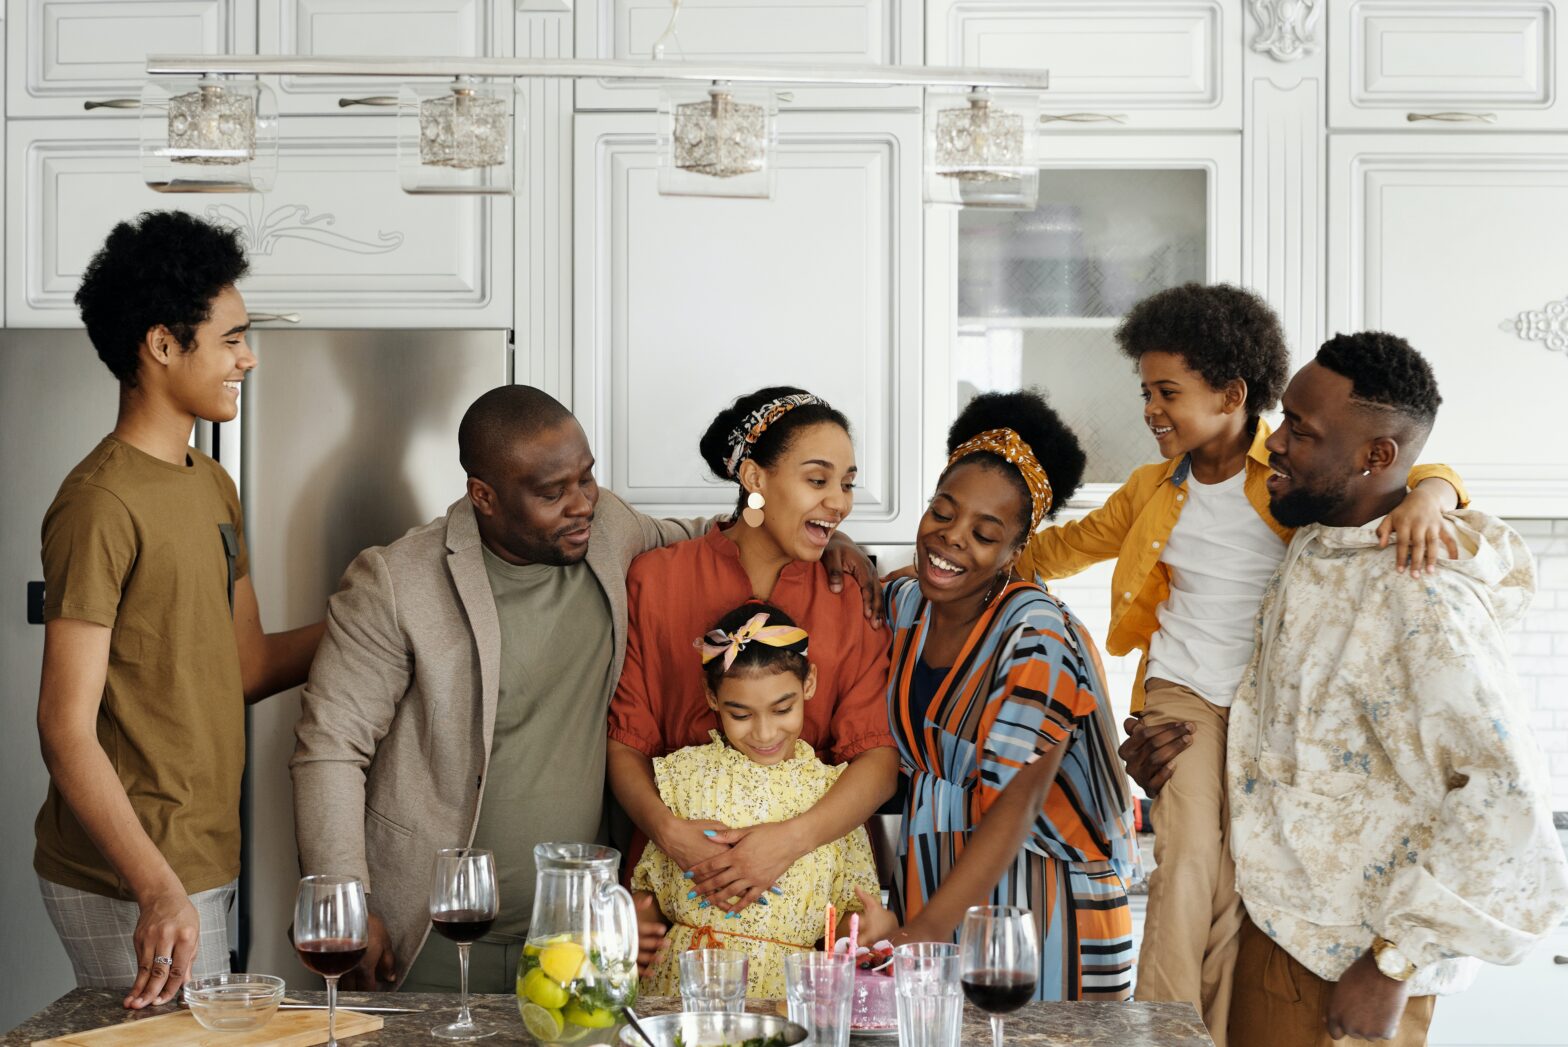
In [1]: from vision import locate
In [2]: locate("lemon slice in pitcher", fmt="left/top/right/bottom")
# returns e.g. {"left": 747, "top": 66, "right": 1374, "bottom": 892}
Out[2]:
{"left": 539, "top": 940, "right": 586, "bottom": 984}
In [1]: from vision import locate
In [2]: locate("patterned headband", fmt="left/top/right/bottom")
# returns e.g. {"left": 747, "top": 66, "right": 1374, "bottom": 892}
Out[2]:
{"left": 946, "top": 427, "right": 1054, "bottom": 533}
{"left": 696, "top": 612, "right": 810, "bottom": 673}
{"left": 723, "top": 393, "right": 828, "bottom": 478}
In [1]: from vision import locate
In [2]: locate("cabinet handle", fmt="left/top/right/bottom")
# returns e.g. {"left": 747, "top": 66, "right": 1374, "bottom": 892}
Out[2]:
{"left": 1555, "top": 955, "right": 1567, "bottom": 964}
{"left": 1040, "top": 112, "right": 1127, "bottom": 124}
{"left": 1406, "top": 111, "right": 1497, "bottom": 123}
{"left": 247, "top": 313, "right": 301, "bottom": 324}
{"left": 337, "top": 96, "right": 398, "bottom": 108}
{"left": 82, "top": 99, "right": 141, "bottom": 111}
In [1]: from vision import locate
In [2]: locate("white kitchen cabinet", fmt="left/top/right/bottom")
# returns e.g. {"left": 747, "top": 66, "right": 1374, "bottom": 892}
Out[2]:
{"left": 4, "top": 0, "right": 256, "bottom": 118}
{"left": 6, "top": 116, "right": 512, "bottom": 327}
{"left": 572, "top": 109, "right": 923, "bottom": 542}
{"left": 1328, "top": 133, "right": 1568, "bottom": 518}
{"left": 926, "top": 0, "right": 1242, "bottom": 130}
{"left": 1428, "top": 920, "right": 1568, "bottom": 1045}
{"left": 573, "top": 0, "right": 921, "bottom": 111}
{"left": 925, "top": 132, "right": 1242, "bottom": 506}
{"left": 257, "top": 0, "right": 513, "bottom": 116}
{"left": 1329, "top": 0, "right": 1568, "bottom": 131}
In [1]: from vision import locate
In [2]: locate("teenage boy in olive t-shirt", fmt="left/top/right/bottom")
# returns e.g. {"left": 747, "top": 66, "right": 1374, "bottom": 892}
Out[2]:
{"left": 35, "top": 212, "right": 325, "bottom": 1011}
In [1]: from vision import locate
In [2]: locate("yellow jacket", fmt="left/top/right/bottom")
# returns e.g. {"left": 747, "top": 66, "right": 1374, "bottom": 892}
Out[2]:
{"left": 1015, "top": 421, "right": 1468, "bottom": 712}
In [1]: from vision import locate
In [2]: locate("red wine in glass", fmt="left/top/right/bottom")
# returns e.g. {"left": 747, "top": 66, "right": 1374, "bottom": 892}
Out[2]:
{"left": 297, "top": 938, "right": 369, "bottom": 978}
{"left": 431, "top": 908, "right": 496, "bottom": 944}
{"left": 961, "top": 969, "right": 1035, "bottom": 1014}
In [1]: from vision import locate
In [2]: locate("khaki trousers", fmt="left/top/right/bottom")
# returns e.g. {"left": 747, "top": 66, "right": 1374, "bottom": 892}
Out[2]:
{"left": 1133, "top": 680, "right": 1244, "bottom": 1047}
{"left": 1230, "top": 918, "right": 1436, "bottom": 1047}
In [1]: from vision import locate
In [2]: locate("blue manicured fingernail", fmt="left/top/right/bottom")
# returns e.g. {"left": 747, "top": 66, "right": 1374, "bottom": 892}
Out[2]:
{"left": 703, "top": 830, "right": 717, "bottom": 838}
{"left": 683, "top": 870, "right": 694, "bottom": 879}
{"left": 724, "top": 912, "right": 739, "bottom": 920}
{"left": 757, "top": 895, "right": 769, "bottom": 905}
{"left": 699, "top": 900, "right": 710, "bottom": 909}
{"left": 769, "top": 887, "right": 784, "bottom": 896}
{"left": 687, "top": 890, "right": 697, "bottom": 899}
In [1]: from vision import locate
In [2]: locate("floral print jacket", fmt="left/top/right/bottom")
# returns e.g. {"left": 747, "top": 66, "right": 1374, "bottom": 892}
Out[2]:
{"left": 1229, "top": 509, "right": 1568, "bottom": 996}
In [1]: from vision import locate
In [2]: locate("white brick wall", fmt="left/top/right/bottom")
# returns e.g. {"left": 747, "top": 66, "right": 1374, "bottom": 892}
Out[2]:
{"left": 1048, "top": 517, "right": 1568, "bottom": 811}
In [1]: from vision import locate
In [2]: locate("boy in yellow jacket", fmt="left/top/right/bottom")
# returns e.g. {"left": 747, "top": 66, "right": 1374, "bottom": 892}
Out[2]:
{"left": 1016, "top": 284, "right": 1464, "bottom": 1046}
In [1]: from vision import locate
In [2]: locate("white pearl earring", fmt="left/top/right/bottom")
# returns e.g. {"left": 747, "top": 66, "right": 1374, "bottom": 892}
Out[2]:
{"left": 742, "top": 490, "right": 766, "bottom": 527}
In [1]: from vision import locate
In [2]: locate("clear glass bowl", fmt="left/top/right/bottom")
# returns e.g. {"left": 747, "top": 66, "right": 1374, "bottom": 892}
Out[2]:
{"left": 183, "top": 973, "right": 285, "bottom": 1032}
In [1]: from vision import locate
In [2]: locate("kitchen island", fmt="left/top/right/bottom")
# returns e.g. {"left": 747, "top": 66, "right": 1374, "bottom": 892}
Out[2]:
{"left": 6, "top": 989, "right": 1212, "bottom": 1046}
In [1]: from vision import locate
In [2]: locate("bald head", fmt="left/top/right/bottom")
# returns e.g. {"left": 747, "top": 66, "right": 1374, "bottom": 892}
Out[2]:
{"left": 458, "top": 385, "right": 574, "bottom": 483}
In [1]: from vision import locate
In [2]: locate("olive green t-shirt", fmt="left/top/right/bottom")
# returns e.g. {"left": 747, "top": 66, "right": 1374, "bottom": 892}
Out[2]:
{"left": 34, "top": 436, "right": 249, "bottom": 900}
{"left": 471, "top": 545, "right": 615, "bottom": 941}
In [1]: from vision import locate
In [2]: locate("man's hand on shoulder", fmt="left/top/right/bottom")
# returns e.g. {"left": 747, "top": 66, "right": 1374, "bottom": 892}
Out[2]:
{"left": 1325, "top": 949, "right": 1412, "bottom": 1041}
{"left": 341, "top": 912, "right": 397, "bottom": 991}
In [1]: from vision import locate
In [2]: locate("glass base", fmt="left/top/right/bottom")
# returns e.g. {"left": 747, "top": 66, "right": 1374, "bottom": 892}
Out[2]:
{"left": 432, "top": 1019, "right": 495, "bottom": 1040}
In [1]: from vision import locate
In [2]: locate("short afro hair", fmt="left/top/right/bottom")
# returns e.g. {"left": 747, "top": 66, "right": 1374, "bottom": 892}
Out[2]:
{"left": 74, "top": 211, "right": 250, "bottom": 388}
{"left": 458, "top": 385, "right": 575, "bottom": 484}
{"left": 943, "top": 389, "right": 1086, "bottom": 536}
{"left": 1116, "top": 282, "right": 1289, "bottom": 419}
{"left": 1315, "top": 331, "right": 1441, "bottom": 428}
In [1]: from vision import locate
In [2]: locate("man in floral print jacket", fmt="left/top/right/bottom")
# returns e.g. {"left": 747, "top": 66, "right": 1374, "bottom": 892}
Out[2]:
{"left": 1216, "top": 332, "right": 1568, "bottom": 1046}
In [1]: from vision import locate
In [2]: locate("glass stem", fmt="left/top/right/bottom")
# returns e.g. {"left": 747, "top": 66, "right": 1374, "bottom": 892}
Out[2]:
{"left": 990, "top": 1014, "right": 1004, "bottom": 1047}
{"left": 457, "top": 942, "right": 473, "bottom": 1026}
{"left": 326, "top": 975, "right": 339, "bottom": 1047}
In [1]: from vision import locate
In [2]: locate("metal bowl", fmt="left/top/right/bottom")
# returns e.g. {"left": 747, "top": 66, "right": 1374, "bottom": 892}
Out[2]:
{"left": 618, "top": 1011, "right": 808, "bottom": 1046}
{"left": 182, "top": 972, "right": 284, "bottom": 1032}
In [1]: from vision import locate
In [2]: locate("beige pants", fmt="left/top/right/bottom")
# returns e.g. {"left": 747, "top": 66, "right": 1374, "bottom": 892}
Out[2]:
{"left": 1230, "top": 918, "right": 1435, "bottom": 1047}
{"left": 1133, "top": 680, "right": 1244, "bottom": 1047}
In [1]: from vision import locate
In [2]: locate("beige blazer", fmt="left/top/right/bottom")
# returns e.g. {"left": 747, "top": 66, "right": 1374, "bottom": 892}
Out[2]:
{"left": 290, "top": 491, "right": 706, "bottom": 980}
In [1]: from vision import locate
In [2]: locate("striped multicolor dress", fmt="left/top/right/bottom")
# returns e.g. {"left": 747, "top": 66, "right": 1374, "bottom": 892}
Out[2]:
{"left": 885, "top": 576, "right": 1139, "bottom": 1000}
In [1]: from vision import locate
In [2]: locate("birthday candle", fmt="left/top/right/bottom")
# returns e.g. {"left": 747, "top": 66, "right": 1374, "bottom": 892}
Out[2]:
{"left": 848, "top": 913, "right": 860, "bottom": 960}
{"left": 825, "top": 904, "right": 836, "bottom": 952}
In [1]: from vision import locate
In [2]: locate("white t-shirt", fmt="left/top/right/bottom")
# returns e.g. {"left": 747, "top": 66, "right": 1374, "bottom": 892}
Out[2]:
{"left": 1145, "top": 468, "right": 1286, "bottom": 707}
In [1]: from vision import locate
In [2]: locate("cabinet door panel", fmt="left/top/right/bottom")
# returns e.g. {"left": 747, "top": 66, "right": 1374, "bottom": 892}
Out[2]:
{"left": 927, "top": 0, "right": 1241, "bottom": 129}
{"left": 6, "top": 0, "right": 257, "bottom": 118}
{"left": 1330, "top": 1, "right": 1567, "bottom": 129}
{"left": 574, "top": 0, "right": 920, "bottom": 110}
{"left": 573, "top": 111, "right": 921, "bottom": 540}
{"left": 6, "top": 118, "right": 511, "bottom": 327}
{"left": 1328, "top": 135, "right": 1568, "bottom": 515}
{"left": 257, "top": 0, "right": 511, "bottom": 115}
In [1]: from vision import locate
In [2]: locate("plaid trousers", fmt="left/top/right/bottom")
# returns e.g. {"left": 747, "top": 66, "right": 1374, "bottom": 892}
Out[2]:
{"left": 39, "top": 876, "right": 237, "bottom": 989}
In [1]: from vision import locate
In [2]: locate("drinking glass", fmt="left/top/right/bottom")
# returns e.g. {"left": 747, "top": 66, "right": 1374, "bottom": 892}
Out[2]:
{"left": 893, "top": 942, "right": 962, "bottom": 1047}
{"left": 958, "top": 906, "right": 1037, "bottom": 1047}
{"left": 679, "top": 949, "right": 748, "bottom": 1013}
{"left": 784, "top": 952, "right": 853, "bottom": 1047}
{"left": 429, "top": 848, "right": 499, "bottom": 1040}
{"left": 292, "top": 874, "right": 369, "bottom": 1047}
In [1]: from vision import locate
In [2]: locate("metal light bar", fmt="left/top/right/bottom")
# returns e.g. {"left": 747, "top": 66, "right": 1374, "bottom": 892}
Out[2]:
{"left": 147, "top": 54, "right": 1049, "bottom": 91}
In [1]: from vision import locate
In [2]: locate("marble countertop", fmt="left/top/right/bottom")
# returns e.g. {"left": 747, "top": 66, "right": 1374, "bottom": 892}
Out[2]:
{"left": 5, "top": 989, "right": 1213, "bottom": 1046}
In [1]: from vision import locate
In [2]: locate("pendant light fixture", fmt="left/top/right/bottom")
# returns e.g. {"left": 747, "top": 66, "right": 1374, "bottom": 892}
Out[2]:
{"left": 924, "top": 88, "right": 1038, "bottom": 210}
{"left": 658, "top": 82, "right": 777, "bottom": 198}
{"left": 140, "top": 76, "right": 278, "bottom": 193}
{"left": 397, "top": 77, "right": 517, "bottom": 195}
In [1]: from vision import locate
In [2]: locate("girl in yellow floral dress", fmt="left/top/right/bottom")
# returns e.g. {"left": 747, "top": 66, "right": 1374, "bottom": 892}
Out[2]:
{"left": 630, "top": 601, "right": 880, "bottom": 999}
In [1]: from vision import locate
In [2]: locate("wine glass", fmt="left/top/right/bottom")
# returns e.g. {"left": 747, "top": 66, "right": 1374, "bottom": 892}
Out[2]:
{"left": 429, "top": 848, "right": 499, "bottom": 1040}
{"left": 293, "top": 874, "right": 369, "bottom": 1047}
{"left": 958, "top": 905, "right": 1038, "bottom": 1047}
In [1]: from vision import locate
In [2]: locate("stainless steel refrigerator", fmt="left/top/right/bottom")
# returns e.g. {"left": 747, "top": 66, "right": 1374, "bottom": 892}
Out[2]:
{"left": 0, "top": 327, "right": 511, "bottom": 1027}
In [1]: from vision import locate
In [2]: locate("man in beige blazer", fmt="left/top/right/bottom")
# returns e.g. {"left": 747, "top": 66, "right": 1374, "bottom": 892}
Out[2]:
{"left": 291, "top": 385, "right": 872, "bottom": 994}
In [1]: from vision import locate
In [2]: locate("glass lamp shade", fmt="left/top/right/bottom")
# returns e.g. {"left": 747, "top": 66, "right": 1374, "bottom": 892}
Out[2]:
{"left": 397, "top": 79, "right": 517, "bottom": 195}
{"left": 657, "top": 84, "right": 777, "bottom": 199}
{"left": 141, "top": 78, "right": 277, "bottom": 193}
{"left": 924, "top": 89, "right": 1039, "bottom": 210}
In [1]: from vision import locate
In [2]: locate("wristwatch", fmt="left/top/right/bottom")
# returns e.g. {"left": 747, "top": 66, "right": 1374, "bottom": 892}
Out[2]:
{"left": 1371, "top": 936, "right": 1417, "bottom": 981}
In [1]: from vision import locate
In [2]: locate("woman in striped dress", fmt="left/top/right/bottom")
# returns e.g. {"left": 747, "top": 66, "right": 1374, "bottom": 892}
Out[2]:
{"left": 866, "top": 390, "right": 1139, "bottom": 1001}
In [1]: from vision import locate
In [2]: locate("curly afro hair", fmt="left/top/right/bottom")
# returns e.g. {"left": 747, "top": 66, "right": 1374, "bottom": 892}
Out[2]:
{"left": 943, "top": 389, "right": 1086, "bottom": 536}
{"left": 1116, "top": 283, "right": 1289, "bottom": 419}
{"left": 1315, "top": 331, "right": 1441, "bottom": 427}
{"left": 74, "top": 211, "right": 250, "bottom": 388}
{"left": 699, "top": 386, "right": 851, "bottom": 517}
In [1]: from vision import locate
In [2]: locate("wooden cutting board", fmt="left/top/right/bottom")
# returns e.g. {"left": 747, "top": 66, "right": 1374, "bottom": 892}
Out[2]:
{"left": 33, "top": 1007, "right": 383, "bottom": 1046}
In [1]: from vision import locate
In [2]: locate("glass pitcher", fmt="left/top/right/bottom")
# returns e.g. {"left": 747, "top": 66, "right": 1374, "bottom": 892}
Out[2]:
{"left": 517, "top": 842, "right": 637, "bottom": 1044}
